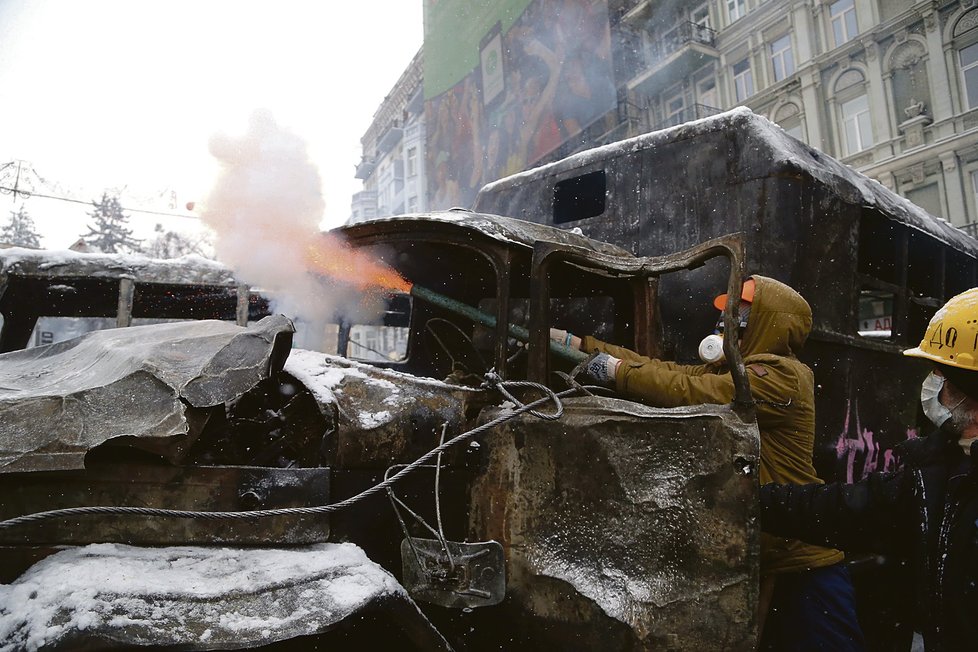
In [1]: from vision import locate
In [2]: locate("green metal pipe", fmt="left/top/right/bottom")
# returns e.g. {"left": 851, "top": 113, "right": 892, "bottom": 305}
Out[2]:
{"left": 410, "top": 285, "right": 587, "bottom": 364}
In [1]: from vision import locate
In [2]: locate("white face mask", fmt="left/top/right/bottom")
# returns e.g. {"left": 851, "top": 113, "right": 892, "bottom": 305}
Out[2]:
{"left": 920, "top": 371, "right": 968, "bottom": 431}
{"left": 921, "top": 372, "right": 953, "bottom": 428}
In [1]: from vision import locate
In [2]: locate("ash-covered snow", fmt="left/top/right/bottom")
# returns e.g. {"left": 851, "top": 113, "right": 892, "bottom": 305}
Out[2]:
{"left": 285, "top": 349, "right": 480, "bottom": 401}
{"left": 0, "top": 542, "right": 403, "bottom": 651}
{"left": 284, "top": 349, "right": 481, "bottom": 430}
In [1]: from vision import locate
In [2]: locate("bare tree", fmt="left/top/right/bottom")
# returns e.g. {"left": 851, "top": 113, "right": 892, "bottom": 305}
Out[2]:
{"left": 144, "top": 223, "right": 211, "bottom": 259}
{"left": 0, "top": 206, "right": 42, "bottom": 248}
{"left": 81, "top": 192, "right": 142, "bottom": 253}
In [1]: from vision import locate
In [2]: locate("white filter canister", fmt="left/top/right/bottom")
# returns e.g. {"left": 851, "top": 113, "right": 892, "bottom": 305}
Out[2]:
{"left": 698, "top": 334, "right": 725, "bottom": 364}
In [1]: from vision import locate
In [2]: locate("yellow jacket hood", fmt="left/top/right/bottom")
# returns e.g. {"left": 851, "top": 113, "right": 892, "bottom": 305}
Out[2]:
{"left": 739, "top": 275, "right": 812, "bottom": 359}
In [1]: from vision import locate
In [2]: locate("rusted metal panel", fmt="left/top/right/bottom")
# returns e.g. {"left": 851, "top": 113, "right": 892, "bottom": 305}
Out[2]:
{"left": 116, "top": 276, "right": 135, "bottom": 327}
{"left": 468, "top": 398, "right": 760, "bottom": 651}
{"left": 0, "top": 464, "right": 331, "bottom": 547}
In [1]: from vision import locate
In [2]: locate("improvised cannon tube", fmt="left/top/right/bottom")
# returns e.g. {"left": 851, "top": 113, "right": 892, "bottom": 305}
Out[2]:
{"left": 409, "top": 284, "right": 587, "bottom": 364}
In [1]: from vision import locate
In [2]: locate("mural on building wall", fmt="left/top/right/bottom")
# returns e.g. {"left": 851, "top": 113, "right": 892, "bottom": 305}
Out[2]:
{"left": 423, "top": 0, "right": 616, "bottom": 210}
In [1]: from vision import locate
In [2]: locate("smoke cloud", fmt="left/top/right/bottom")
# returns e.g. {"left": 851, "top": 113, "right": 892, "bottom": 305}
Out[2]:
{"left": 199, "top": 110, "right": 382, "bottom": 350}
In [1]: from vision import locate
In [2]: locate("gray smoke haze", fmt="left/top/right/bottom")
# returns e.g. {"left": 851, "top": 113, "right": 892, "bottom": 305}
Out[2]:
{"left": 199, "top": 111, "right": 382, "bottom": 350}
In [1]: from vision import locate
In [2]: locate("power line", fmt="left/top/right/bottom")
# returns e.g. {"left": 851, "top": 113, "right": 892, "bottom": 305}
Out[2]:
{"left": 0, "top": 185, "right": 199, "bottom": 220}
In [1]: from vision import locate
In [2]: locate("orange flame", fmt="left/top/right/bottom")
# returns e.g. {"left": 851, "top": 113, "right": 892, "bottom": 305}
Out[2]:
{"left": 303, "top": 234, "right": 412, "bottom": 294}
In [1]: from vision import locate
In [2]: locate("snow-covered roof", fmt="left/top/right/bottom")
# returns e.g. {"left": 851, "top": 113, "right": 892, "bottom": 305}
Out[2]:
{"left": 0, "top": 542, "right": 406, "bottom": 650}
{"left": 480, "top": 107, "right": 978, "bottom": 255}
{"left": 337, "top": 209, "right": 632, "bottom": 258}
{"left": 0, "top": 247, "right": 239, "bottom": 285}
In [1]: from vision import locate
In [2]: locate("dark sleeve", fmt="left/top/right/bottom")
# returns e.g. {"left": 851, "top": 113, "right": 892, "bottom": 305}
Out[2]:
{"left": 760, "top": 470, "right": 911, "bottom": 555}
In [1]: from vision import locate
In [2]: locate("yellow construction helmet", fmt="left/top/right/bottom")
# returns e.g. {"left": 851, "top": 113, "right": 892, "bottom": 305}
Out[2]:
{"left": 903, "top": 288, "right": 978, "bottom": 371}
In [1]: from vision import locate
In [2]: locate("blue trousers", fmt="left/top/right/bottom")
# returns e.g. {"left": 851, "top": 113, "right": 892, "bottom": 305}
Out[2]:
{"left": 760, "top": 564, "right": 866, "bottom": 652}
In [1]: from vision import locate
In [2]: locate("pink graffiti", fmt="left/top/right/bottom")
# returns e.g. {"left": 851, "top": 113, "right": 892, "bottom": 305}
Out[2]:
{"left": 834, "top": 399, "right": 916, "bottom": 483}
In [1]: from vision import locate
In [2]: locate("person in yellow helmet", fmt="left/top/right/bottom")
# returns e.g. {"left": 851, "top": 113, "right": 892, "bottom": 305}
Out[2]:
{"left": 553, "top": 275, "right": 864, "bottom": 650}
{"left": 760, "top": 287, "right": 978, "bottom": 650}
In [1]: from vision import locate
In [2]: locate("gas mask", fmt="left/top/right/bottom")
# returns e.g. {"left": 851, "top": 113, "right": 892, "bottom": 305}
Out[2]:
{"left": 698, "top": 305, "right": 750, "bottom": 364}
{"left": 920, "top": 371, "right": 973, "bottom": 452}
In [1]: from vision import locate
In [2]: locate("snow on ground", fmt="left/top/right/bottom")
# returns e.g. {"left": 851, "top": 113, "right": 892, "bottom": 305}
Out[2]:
{"left": 0, "top": 542, "right": 403, "bottom": 651}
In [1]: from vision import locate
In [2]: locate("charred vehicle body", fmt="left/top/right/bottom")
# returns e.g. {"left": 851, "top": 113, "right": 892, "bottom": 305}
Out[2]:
{"left": 474, "top": 108, "right": 978, "bottom": 648}
{"left": 0, "top": 223, "right": 760, "bottom": 650}
{"left": 2, "top": 108, "right": 969, "bottom": 650}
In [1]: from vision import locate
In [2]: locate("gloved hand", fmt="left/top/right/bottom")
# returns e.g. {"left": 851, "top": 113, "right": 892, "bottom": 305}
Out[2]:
{"left": 584, "top": 352, "right": 621, "bottom": 387}
{"left": 550, "top": 327, "right": 582, "bottom": 351}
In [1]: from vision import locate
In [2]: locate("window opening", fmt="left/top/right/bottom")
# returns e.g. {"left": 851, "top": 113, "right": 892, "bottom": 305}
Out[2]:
{"left": 345, "top": 293, "right": 412, "bottom": 362}
{"left": 727, "top": 0, "right": 746, "bottom": 23}
{"left": 960, "top": 42, "right": 978, "bottom": 110}
{"left": 841, "top": 94, "right": 872, "bottom": 155}
{"left": 554, "top": 170, "right": 607, "bottom": 224}
{"left": 770, "top": 34, "right": 795, "bottom": 82}
{"left": 733, "top": 58, "right": 754, "bottom": 102}
{"left": 831, "top": 0, "right": 858, "bottom": 47}
{"left": 857, "top": 290, "right": 893, "bottom": 338}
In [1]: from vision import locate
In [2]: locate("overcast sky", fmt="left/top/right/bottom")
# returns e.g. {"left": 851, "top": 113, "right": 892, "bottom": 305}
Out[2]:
{"left": 0, "top": 0, "right": 423, "bottom": 249}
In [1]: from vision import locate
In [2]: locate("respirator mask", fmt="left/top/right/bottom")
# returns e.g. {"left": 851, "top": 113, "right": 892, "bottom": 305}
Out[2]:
{"left": 698, "top": 305, "right": 750, "bottom": 364}
{"left": 920, "top": 371, "right": 973, "bottom": 452}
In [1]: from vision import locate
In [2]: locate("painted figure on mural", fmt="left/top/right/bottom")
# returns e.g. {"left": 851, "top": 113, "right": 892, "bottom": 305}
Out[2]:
{"left": 761, "top": 287, "right": 978, "bottom": 650}
{"left": 551, "top": 275, "right": 865, "bottom": 651}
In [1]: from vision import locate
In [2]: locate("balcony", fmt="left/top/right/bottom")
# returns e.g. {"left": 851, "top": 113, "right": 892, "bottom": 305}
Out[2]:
{"left": 651, "top": 103, "right": 722, "bottom": 132}
{"left": 627, "top": 21, "right": 719, "bottom": 93}
{"left": 355, "top": 156, "right": 377, "bottom": 180}
{"left": 376, "top": 121, "right": 404, "bottom": 156}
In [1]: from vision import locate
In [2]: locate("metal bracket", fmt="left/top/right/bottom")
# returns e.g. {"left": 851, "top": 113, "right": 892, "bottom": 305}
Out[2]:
{"left": 400, "top": 537, "right": 505, "bottom": 609}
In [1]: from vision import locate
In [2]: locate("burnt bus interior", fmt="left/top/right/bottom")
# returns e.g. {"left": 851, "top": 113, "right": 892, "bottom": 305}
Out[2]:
{"left": 0, "top": 271, "right": 270, "bottom": 352}
{"left": 332, "top": 220, "right": 653, "bottom": 389}
{"left": 857, "top": 211, "right": 977, "bottom": 344}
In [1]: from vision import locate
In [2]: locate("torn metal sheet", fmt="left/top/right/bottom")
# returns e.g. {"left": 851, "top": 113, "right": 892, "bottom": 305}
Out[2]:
{"left": 0, "top": 315, "right": 294, "bottom": 473}
{"left": 468, "top": 397, "right": 760, "bottom": 650}
{"left": 0, "top": 542, "right": 452, "bottom": 651}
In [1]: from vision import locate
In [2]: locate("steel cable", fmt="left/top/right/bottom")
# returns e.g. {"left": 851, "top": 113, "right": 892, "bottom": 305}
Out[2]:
{"left": 0, "top": 377, "right": 578, "bottom": 530}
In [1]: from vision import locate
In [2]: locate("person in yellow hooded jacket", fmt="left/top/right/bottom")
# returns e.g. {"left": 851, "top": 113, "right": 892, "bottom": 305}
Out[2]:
{"left": 552, "top": 274, "right": 865, "bottom": 651}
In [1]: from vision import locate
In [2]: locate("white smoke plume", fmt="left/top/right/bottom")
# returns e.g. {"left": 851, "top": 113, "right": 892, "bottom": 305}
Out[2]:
{"left": 200, "top": 110, "right": 381, "bottom": 350}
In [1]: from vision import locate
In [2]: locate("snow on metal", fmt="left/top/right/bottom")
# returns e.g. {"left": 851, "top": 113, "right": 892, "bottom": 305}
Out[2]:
{"left": 0, "top": 315, "right": 294, "bottom": 473}
{"left": 480, "top": 107, "right": 978, "bottom": 254}
{"left": 0, "top": 247, "right": 239, "bottom": 286}
{"left": 0, "top": 542, "right": 404, "bottom": 650}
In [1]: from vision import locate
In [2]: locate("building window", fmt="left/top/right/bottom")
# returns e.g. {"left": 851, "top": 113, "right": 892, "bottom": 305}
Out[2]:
{"left": 407, "top": 195, "right": 418, "bottom": 213}
{"left": 770, "top": 34, "right": 795, "bottom": 82}
{"left": 830, "top": 0, "right": 858, "bottom": 47}
{"left": 733, "top": 58, "right": 754, "bottom": 102}
{"left": 407, "top": 147, "right": 418, "bottom": 177}
{"left": 697, "top": 75, "right": 718, "bottom": 108}
{"left": 692, "top": 3, "right": 710, "bottom": 29}
{"left": 960, "top": 42, "right": 978, "bottom": 110}
{"left": 841, "top": 94, "right": 872, "bottom": 155}
{"left": 727, "top": 0, "right": 746, "bottom": 22}
{"left": 664, "top": 87, "right": 685, "bottom": 127}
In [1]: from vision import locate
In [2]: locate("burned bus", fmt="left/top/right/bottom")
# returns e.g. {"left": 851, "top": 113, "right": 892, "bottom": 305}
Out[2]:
{"left": 475, "top": 106, "right": 978, "bottom": 485}
{"left": 473, "top": 106, "right": 978, "bottom": 647}
{"left": 0, "top": 224, "right": 761, "bottom": 650}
